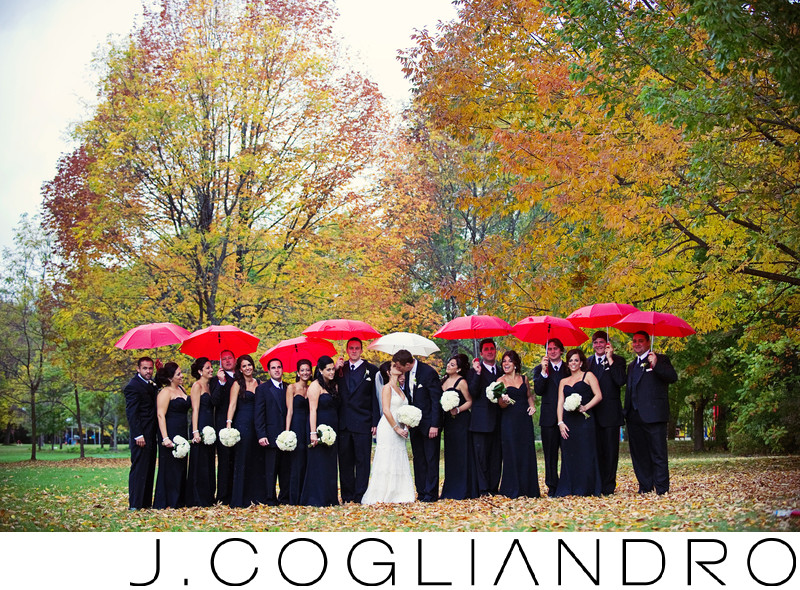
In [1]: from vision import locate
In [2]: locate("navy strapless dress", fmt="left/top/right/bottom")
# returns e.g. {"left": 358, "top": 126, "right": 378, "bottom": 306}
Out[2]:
{"left": 186, "top": 391, "right": 215, "bottom": 506}
{"left": 440, "top": 378, "right": 477, "bottom": 500}
{"left": 230, "top": 389, "right": 267, "bottom": 507}
{"left": 300, "top": 392, "right": 339, "bottom": 506}
{"left": 286, "top": 394, "right": 309, "bottom": 505}
{"left": 555, "top": 376, "right": 601, "bottom": 497}
{"left": 154, "top": 396, "right": 190, "bottom": 509}
{"left": 498, "top": 381, "right": 540, "bottom": 498}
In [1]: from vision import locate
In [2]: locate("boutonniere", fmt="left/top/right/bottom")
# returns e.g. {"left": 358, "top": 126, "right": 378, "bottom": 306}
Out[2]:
{"left": 639, "top": 361, "right": 650, "bottom": 370}
{"left": 148, "top": 380, "right": 157, "bottom": 387}
{"left": 415, "top": 383, "right": 422, "bottom": 389}
{"left": 364, "top": 374, "right": 372, "bottom": 382}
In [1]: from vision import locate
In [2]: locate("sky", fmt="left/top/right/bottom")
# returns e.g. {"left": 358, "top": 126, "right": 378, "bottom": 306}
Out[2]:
{"left": 0, "top": 0, "right": 457, "bottom": 250}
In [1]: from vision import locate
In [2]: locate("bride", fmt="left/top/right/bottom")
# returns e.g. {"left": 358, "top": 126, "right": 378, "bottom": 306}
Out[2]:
{"left": 361, "top": 362, "right": 415, "bottom": 504}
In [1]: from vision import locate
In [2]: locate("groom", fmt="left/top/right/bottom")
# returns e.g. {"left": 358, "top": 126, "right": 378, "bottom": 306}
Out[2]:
{"left": 392, "top": 349, "right": 442, "bottom": 502}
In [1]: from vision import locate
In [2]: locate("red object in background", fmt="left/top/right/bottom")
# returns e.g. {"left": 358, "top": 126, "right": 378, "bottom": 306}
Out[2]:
{"left": 612, "top": 311, "right": 696, "bottom": 338}
{"left": 114, "top": 322, "right": 191, "bottom": 350}
{"left": 432, "top": 315, "right": 512, "bottom": 340}
{"left": 259, "top": 336, "right": 337, "bottom": 371}
{"left": 180, "top": 325, "right": 260, "bottom": 359}
{"left": 511, "top": 315, "right": 589, "bottom": 347}
{"left": 566, "top": 302, "right": 640, "bottom": 329}
{"left": 302, "top": 319, "right": 381, "bottom": 341}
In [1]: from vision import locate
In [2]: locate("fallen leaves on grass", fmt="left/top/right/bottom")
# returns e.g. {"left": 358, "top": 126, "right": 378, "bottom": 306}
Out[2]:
{"left": 1, "top": 455, "right": 798, "bottom": 532}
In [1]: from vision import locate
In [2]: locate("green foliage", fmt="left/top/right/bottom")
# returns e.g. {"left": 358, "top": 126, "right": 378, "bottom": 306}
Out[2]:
{"left": 729, "top": 336, "right": 800, "bottom": 454}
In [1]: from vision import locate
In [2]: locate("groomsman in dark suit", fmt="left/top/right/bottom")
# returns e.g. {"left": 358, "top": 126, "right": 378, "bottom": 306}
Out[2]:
{"left": 393, "top": 349, "right": 443, "bottom": 502}
{"left": 533, "top": 338, "right": 569, "bottom": 496}
{"left": 587, "top": 331, "right": 627, "bottom": 495}
{"left": 335, "top": 338, "right": 380, "bottom": 503}
{"left": 625, "top": 331, "right": 678, "bottom": 495}
{"left": 211, "top": 350, "right": 236, "bottom": 504}
{"left": 255, "top": 358, "right": 290, "bottom": 505}
{"left": 123, "top": 356, "right": 158, "bottom": 510}
{"left": 467, "top": 338, "right": 502, "bottom": 496}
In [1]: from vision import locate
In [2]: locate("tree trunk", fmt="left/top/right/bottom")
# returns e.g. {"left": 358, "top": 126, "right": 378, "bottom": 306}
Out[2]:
{"left": 692, "top": 400, "right": 707, "bottom": 452}
{"left": 30, "top": 389, "right": 37, "bottom": 461}
{"left": 74, "top": 384, "right": 85, "bottom": 459}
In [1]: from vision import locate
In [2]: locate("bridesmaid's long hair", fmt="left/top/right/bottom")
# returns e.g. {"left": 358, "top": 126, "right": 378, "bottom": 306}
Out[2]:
{"left": 234, "top": 354, "right": 257, "bottom": 399}
{"left": 442, "top": 353, "right": 469, "bottom": 384}
{"left": 155, "top": 362, "right": 180, "bottom": 388}
{"left": 314, "top": 355, "right": 339, "bottom": 399}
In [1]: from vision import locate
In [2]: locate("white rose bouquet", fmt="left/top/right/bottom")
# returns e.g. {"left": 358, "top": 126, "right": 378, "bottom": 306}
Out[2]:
{"left": 564, "top": 393, "right": 589, "bottom": 418}
{"left": 219, "top": 427, "right": 241, "bottom": 447}
{"left": 486, "top": 381, "right": 515, "bottom": 404}
{"left": 276, "top": 430, "right": 298, "bottom": 451}
{"left": 314, "top": 424, "right": 337, "bottom": 446}
{"left": 396, "top": 404, "right": 422, "bottom": 428}
{"left": 201, "top": 426, "right": 216, "bottom": 445}
{"left": 171, "top": 435, "right": 190, "bottom": 459}
{"left": 440, "top": 390, "right": 460, "bottom": 413}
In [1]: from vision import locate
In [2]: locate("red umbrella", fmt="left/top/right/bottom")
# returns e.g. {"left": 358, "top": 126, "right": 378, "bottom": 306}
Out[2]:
{"left": 612, "top": 311, "right": 695, "bottom": 338}
{"left": 512, "top": 315, "right": 589, "bottom": 346}
{"left": 566, "top": 302, "right": 640, "bottom": 329}
{"left": 302, "top": 319, "right": 381, "bottom": 341}
{"left": 114, "top": 322, "right": 191, "bottom": 350}
{"left": 259, "top": 336, "right": 337, "bottom": 371}
{"left": 180, "top": 325, "right": 260, "bottom": 359}
{"left": 432, "top": 315, "right": 512, "bottom": 340}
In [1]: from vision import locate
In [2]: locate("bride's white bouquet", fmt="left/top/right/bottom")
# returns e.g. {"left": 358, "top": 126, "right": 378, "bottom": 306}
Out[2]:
{"left": 219, "top": 427, "right": 241, "bottom": 447}
{"left": 396, "top": 404, "right": 422, "bottom": 428}
{"left": 564, "top": 393, "right": 589, "bottom": 418}
{"left": 201, "top": 426, "right": 216, "bottom": 445}
{"left": 440, "top": 390, "right": 460, "bottom": 413}
{"left": 171, "top": 435, "right": 190, "bottom": 459}
{"left": 276, "top": 430, "right": 298, "bottom": 451}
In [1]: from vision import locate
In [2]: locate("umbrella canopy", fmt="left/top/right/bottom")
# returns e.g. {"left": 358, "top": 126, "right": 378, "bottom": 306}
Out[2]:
{"left": 512, "top": 315, "right": 589, "bottom": 347}
{"left": 431, "top": 315, "right": 512, "bottom": 340}
{"left": 179, "top": 325, "right": 260, "bottom": 359}
{"left": 259, "top": 336, "right": 337, "bottom": 371}
{"left": 114, "top": 322, "right": 191, "bottom": 350}
{"left": 302, "top": 319, "right": 381, "bottom": 341}
{"left": 566, "top": 302, "right": 640, "bottom": 329}
{"left": 612, "top": 311, "right": 696, "bottom": 338}
{"left": 367, "top": 332, "right": 440, "bottom": 356}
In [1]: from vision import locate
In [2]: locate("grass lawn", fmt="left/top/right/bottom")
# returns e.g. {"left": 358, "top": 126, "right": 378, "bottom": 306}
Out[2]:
{"left": 1, "top": 442, "right": 798, "bottom": 532}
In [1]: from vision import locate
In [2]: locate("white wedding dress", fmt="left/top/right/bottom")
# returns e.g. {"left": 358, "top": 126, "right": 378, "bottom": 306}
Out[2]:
{"left": 361, "top": 385, "right": 415, "bottom": 504}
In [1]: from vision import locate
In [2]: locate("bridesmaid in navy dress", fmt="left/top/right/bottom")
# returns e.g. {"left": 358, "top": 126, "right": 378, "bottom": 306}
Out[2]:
{"left": 284, "top": 359, "right": 312, "bottom": 504}
{"left": 555, "top": 349, "right": 603, "bottom": 497}
{"left": 186, "top": 357, "right": 216, "bottom": 506}
{"left": 497, "top": 351, "right": 540, "bottom": 498}
{"left": 153, "top": 362, "right": 190, "bottom": 509}
{"left": 300, "top": 355, "right": 340, "bottom": 507}
{"left": 440, "top": 353, "right": 476, "bottom": 500}
{"left": 226, "top": 355, "right": 267, "bottom": 507}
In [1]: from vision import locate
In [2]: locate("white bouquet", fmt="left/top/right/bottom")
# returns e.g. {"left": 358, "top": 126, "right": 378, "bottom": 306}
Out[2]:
{"left": 201, "top": 426, "right": 216, "bottom": 445}
{"left": 564, "top": 393, "right": 589, "bottom": 418}
{"left": 486, "top": 381, "right": 515, "bottom": 404}
{"left": 316, "top": 424, "right": 337, "bottom": 446}
{"left": 440, "top": 390, "right": 460, "bottom": 413}
{"left": 396, "top": 404, "right": 422, "bottom": 428}
{"left": 219, "top": 427, "right": 241, "bottom": 447}
{"left": 171, "top": 435, "right": 190, "bottom": 459}
{"left": 276, "top": 430, "right": 298, "bottom": 451}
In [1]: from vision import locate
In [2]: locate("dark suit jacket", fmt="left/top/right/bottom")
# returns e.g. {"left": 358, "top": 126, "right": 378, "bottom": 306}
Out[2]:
{"left": 625, "top": 354, "right": 678, "bottom": 423}
{"left": 404, "top": 360, "right": 443, "bottom": 430}
{"left": 467, "top": 364, "right": 500, "bottom": 433}
{"left": 533, "top": 362, "right": 570, "bottom": 427}
{"left": 254, "top": 380, "right": 288, "bottom": 444}
{"left": 211, "top": 372, "right": 235, "bottom": 430}
{"left": 587, "top": 354, "right": 626, "bottom": 428}
{"left": 337, "top": 361, "right": 380, "bottom": 433}
{"left": 124, "top": 374, "right": 157, "bottom": 442}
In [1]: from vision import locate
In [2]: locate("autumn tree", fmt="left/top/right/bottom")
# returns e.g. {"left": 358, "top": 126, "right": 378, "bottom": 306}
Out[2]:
{"left": 0, "top": 216, "right": 57, "bottom": 460}
{"left": 43, "top": 0, "right": 387, "bottom": 337}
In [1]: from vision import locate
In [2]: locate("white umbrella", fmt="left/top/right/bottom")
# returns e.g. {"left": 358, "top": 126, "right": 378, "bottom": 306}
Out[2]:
{"left": 366, "top": 332, "right": 440, "bottom": 356}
